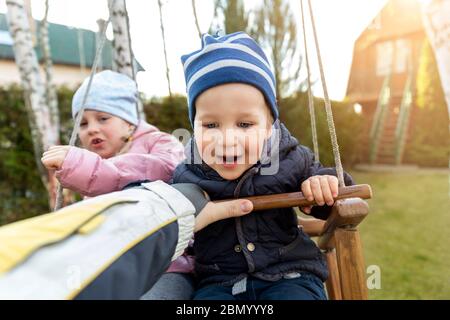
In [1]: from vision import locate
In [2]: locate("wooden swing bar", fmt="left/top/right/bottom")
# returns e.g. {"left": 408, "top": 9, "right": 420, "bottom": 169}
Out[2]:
{"left": 219, "top": 184, "right": 372, "bottom": 211}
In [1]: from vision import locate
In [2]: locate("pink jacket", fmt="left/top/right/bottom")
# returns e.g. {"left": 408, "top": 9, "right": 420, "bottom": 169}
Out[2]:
{"left": 56, "top": 121, "right": 195, "bottom": 274}
{"left": 57, "top": 121, "right": 184, "bottom": 197}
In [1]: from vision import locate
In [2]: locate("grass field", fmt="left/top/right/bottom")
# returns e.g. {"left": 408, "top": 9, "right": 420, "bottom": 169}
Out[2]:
{"left": 350, "top": 170, "right": 450, "bottom": 299}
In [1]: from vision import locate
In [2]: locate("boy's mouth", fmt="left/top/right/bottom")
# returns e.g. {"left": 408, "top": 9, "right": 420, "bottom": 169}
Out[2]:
{"left": 217, "top": 155, "right": 243, "bottom": 165}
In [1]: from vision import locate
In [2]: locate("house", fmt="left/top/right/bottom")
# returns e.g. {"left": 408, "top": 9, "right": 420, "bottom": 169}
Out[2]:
{"left": 346, "top": 0, "right": 425, "bottom": 165}
{"left": 0, "top": 12, "right": 142, "bottom": 88}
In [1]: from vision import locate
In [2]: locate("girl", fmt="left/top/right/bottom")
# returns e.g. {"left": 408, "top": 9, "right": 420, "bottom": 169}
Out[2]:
{"left": 41, "top": 70, "right": 185, "bottom": 197}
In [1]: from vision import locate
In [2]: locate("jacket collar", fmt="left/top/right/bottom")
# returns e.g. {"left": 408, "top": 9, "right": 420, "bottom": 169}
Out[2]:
{"left": 132, "top": 121, "right": 159, "bottom": 141}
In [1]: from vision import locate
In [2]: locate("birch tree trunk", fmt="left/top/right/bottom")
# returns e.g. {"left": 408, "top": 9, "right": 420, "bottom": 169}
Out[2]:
{"left": 108, "top": 0, "right": 145, "bottom": 118}
{"left": 40, "top": 0, "right": 60, "bottom": 137}
{"left": 6, "top": 0, "right": 59, "bottom": 208}
{"left": 108, "top": 0, "right": 133, "bottom": 78}
{"left": 157, "top": 0, "right": 173, "bottom": 98}
{"left": 191, "top": 0, "right": 202, "bottom": 39}
{"left": 422, "top": 0, "right": 450, "bottom": 117}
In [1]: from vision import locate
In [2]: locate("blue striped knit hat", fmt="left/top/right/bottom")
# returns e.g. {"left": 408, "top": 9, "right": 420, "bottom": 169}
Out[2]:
{"left": 181, "top": 32, "right": 278, "bottom": 126}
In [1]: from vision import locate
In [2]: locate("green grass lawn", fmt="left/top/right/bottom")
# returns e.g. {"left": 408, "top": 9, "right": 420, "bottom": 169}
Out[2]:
{"left": 350, "top": 170, "right": 450, "bottom": 299}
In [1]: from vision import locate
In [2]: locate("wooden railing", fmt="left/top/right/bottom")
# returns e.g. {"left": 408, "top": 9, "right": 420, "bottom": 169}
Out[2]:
{"left": 370, "top": 72, "right": 392, "bottom": 164}
{"left": 395, "top": 65, "right": 414, "bottom": 165}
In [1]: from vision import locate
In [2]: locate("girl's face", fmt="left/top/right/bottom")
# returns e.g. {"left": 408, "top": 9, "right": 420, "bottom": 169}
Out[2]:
{"left": 194, "top": 83, "right": 273, "bottom": 180}
{"left": 78, "top": 110, "right": 135, "bottom": 159}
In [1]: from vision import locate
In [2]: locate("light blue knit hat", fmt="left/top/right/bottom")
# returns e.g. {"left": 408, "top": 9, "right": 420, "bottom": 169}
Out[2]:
{"left": 72, "top": 70, "right": 139, "bottom": 126}
{"left": 181, "top": 32, "right": 278, "bottom": 126}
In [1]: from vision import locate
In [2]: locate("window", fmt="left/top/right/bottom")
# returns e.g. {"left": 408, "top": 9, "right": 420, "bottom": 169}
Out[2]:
{"left": 0, "top": 30, "right": 13, "bottom": 46}
{"left": 395, "top": 39, "right": 411, "bottom": 73}
{"left": 376, "top": 41, "right": 393, "bottom": 76}
{"left": 376, "top": 39, "right": 411, "bottom": 76}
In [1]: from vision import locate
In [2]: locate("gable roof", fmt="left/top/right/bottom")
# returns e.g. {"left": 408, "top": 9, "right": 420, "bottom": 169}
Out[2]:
{"left": 355, "top": 0, "right": 424, "bottom": 50}
{"left": 0, "top": 13, "right": 143, "bottom": 71}
{"left": 346, "top": 0, "right": 425, "bottom": 101}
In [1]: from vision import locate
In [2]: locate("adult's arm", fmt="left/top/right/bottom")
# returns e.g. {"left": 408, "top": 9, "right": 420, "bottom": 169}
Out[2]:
{"left": 0, "top": 181, "right": 252, "bottom": 300}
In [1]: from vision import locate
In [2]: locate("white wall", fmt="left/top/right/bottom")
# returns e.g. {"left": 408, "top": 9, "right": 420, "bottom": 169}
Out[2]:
{"left": 0, "top": 60, "right": 91, "bottom": 88}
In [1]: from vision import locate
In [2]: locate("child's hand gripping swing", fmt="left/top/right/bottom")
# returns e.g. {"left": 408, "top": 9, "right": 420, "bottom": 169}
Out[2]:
{"left": 214, "top": 184, "right": 372, "bottom": 211}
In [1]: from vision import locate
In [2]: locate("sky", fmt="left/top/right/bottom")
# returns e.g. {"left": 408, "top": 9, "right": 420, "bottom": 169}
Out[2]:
{"left": 0, "top": 0, "right": 389, "bottom": 100}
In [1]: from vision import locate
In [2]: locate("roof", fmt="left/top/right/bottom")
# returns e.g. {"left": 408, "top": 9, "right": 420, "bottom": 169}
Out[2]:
{"left": 346, "top": 0, "right": 426, "bottom": 101}
{"left": 354, "top": 0, "right": 424, "bottom": 51}
{"left": 0, "top": 13, "right": 143, "bottom": 71}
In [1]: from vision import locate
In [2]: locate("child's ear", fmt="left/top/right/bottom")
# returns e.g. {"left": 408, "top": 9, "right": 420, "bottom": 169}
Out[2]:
{"left": 121, "top": 124, "right": 136, "bottom": 143}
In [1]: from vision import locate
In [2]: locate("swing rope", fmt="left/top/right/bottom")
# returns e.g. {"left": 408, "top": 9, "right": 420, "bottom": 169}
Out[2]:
{"left": 302, "top": 0, "right": 346, "bottom": 187}
{"left": 54, "top": 12, "right": 112, "bottom": 211}
{"left": 123, "top": 1, "right": 136, "bottom": 82}
{"left": 120, "top": 0, "right": 143, "bottom": 122}
{"left": 300, "top": 0, "right": 320, "bottom": 163}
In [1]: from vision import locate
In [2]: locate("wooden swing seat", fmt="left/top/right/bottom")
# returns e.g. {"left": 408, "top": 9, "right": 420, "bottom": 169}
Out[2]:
{"left": 232, "top": 184, "right": 372, "bottom": 300}
{"left": 299, "top": 198, "right": 369, "bottom": 300}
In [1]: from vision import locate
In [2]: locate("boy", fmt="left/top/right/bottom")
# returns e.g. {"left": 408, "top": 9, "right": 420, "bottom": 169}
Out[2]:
{"left": 173, "top": 32, "right": 353, "bottom": 300}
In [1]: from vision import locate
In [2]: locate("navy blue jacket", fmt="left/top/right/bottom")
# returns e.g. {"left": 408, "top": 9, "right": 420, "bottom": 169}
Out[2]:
{"left": 172, "top": 121, "right": 353, "bottom": 286}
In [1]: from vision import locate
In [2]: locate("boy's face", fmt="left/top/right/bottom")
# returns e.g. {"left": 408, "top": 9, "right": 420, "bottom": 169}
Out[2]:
{"left": 194, "top": 83, "right": 273, "bottom": 180}
{"left": 78, "top": 110, "right": 134, "bottom": 159}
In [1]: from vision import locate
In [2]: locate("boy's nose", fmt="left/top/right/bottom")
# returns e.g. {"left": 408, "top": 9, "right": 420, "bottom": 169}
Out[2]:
{"left": 216, "top": 136, "right": 239, "bottom": 149}
{"left": 221, "top": 128, "right": 242, "bottom": 142}
{"left": 217, "top": 137, "right": 242, "bottom": 153}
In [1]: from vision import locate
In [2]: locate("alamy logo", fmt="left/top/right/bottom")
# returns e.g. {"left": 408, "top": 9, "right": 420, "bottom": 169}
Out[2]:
{"left": 66, "top": 265, "right": 81, "bottom": 291}
{"left": 367, "top": 265, "right": 381, "bottom": 290}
